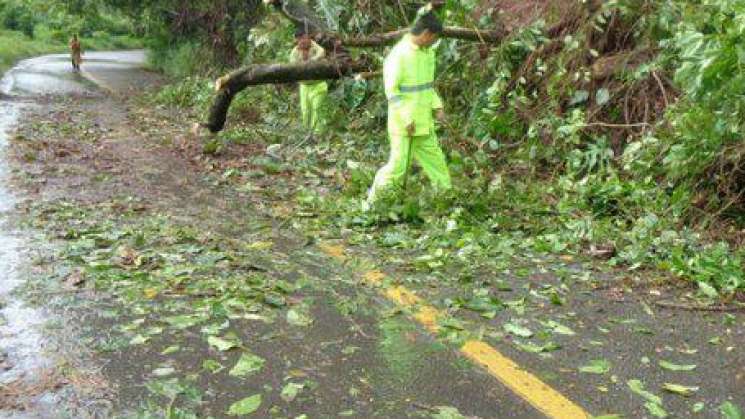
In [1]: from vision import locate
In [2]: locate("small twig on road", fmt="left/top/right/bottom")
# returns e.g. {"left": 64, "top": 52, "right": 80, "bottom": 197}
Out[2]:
{"left": 411, "top": 401, "right": 439, "bottom": 413}
{"left": 655, "top": 299, "right": 745, "bottom": 312}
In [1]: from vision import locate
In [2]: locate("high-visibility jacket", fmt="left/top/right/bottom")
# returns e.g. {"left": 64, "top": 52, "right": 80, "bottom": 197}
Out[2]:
{"left": 290, "top": 41, "right": 326, "bottom": 84}
{"left": 290, "top": 41, "right": 328, "bottom": 132}
{"left": 384, "top": 34, "right": 443, "bottom": 137}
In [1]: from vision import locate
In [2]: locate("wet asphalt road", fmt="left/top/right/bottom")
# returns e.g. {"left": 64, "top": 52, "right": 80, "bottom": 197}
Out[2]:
{"left": 2, "top": 50, "right": 744, "bottom": 419}
{"left": 0, "top": 51, "right": 147, "bottom": 418}
{"left": 0, "top": 52, "right": 542, "bottom": 418}
{"left": 1, "top": 51, "right": 147, "bottom": 96}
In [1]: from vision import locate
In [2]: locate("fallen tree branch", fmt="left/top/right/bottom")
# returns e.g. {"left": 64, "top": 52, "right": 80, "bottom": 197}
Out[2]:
{"left": 265, "top": 0, "right": 505, "bottom": 48}
{"left": 583, "top": 121, "right": 651, "bottom": 128}
{"left": 340, "top": 26, "right": 508, "bottom": 47}
{"left": 198, "top": 1, "right": 508, "bottom": 133}
{"left": 204, "top": 59, "right": 375, "bottom": 133}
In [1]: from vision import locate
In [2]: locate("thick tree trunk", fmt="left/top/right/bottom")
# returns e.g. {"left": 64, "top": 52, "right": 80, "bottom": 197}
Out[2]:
{"left": 204, "top": 59, "right": 375, "bottom": 133}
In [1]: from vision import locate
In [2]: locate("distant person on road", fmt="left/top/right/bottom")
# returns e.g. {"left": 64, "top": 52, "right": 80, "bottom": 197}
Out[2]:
{"left": 365, "top": 10, "right": 452, "bottom": 208}
{"left": 69, "top": 34, "right": 83, "bottom": 72}
{"left": 289, "top": 28, "right": 328, "bottom": 135}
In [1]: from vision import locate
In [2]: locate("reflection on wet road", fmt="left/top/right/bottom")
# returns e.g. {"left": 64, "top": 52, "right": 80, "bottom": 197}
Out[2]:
{"left": 1, "top": 51, "right": 145, "bottom": 96}
{"left": 0, "top": 50, "right": 145, "bottom": 417}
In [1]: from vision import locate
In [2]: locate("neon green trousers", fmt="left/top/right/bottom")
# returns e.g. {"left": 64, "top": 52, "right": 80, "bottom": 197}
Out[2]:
{"left": 299, "top": 82, "right": 328, "bottom": 133}
{"left": 367, "top": 131, "right": 452, "bottom": 203}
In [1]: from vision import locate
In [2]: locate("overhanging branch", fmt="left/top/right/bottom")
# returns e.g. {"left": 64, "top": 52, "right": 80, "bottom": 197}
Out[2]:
{"left": 341, "top": 26, "right": 508, "bottom": 47}
{"left": 205, "top": 59, "right": 375, "bottom": 133}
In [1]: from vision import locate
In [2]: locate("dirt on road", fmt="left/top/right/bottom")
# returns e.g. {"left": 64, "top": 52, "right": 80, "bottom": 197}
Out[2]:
{"left": 0, "top": 52, "right": 743, "bottom": 419}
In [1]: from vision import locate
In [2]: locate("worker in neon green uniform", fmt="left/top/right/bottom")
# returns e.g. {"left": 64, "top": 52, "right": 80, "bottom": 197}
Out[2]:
{"left": 290, "top": 28, "right": 328, "bottom": 134}
{"left": 366, "top": 11, "right": 452, "bottom": 206}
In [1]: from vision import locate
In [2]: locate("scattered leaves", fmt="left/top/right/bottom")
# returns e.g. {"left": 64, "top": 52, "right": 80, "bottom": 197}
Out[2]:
{"left": 227, "top": 394, "right": 262, "bottom": 416}
{"left": 579, "top": 359, "right": 610, "bottom": 374}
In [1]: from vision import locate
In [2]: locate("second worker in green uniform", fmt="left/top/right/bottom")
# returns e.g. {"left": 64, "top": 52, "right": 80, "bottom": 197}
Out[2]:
{"left": 366, "top": 11, "right": 452, "bottom": 207}
{"left": 290, "top": 28, "right": 328, "bottom": 134}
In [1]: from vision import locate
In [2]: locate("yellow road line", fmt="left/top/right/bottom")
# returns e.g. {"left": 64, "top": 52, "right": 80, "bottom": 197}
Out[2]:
{"left": 320, "top": 243, "right": 590, "bottom": 419}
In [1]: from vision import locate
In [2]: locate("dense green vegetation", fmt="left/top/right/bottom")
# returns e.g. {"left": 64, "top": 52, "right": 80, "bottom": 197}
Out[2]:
{"left": 138, "top": 1, "right": 745, "bottom": 296}
{"left": 0, "top": 0, "right": 140, "bottom": 72}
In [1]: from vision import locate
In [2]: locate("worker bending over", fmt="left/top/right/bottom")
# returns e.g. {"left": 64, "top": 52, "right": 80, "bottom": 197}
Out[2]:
{"left": 366, "top": 11, "right": 452, "bottom": 207}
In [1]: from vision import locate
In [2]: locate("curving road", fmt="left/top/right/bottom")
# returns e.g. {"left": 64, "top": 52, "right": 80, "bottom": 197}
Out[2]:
{"left": 0, "top": 50, "right": 149, "bottom": 418}
{"left": 1, "top": 50, "right": 148, "bottom": 97}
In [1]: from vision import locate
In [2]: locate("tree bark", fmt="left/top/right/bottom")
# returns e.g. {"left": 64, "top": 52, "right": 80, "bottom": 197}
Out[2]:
{"left": 204, "top": 59, "right": 375, "bottom": 133}
{"left": 268, "top": 1, "right": 505, "bottom": 48}
{"left": 341, "top": 26, "right": 508, "bottom": 47}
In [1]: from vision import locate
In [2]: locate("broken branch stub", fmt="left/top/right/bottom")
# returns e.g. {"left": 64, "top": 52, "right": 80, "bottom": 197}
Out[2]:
{"left": 205, "top": 59, "right": 375, "bottom": 133}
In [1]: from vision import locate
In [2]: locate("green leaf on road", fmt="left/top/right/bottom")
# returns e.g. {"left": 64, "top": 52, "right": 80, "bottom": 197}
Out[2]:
{"left": 201, "top": 320, "right": 230, "bottom": 336}
{"left": 515, "top": 341, "right": 561, "bottom": 353}
{"left": 645, "top": 401, "right": 669, "bottom": 418}
{"left": 662, "top": 383, "right": 698, "bottom": 397}
{"left": 542, "top": 320, "right": 576, "bottom": 335}
{"left": 202, "top": 359, "right": 224, "bottom": 374}
{"left": 164, "top": 314, "right": 204, "bottom": 330}
{"left": 659, "top": 360, "right": 697, "bottom": 371}
{"left": 129, "top": 334, "right": 149, "bottom": 345}
{"left": 503, "top": 322, "right": 533, "bottom": 338}
{"left": 229, "top": 353, "right": 265, "bottom": 377}
{"left": 692, "top": 402, "right": 705, "bottom": 413}
{"left": 287, "top": 308, "right": 313, "bottom": 327}
{"left": 208, "top": 335, "right": 240, "bottom": 352}
{"left": 627, "top": 379, "right": 663, "bottom": 405}
{"left": 432, "top": 406, "right": 467, "bottom": 419}
{"left": 161, "top": 345, "right": 180, "bottom": 355}
{"left": 280, "top": 382, "right": 305, "bottom": 402}
{"left": 721, "top": 402, "right": 743, "bottom": 419}
{"left": 227, "top": 394, "right": 262, "bottom": 416}
{"left": 579, "top": 359, "right": 610, "bottom": 374}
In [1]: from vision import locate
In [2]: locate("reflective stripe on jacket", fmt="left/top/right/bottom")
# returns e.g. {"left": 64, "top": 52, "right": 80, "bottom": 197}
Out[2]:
{"left": 384, "top": 34, "right": 443, "bottom": 136}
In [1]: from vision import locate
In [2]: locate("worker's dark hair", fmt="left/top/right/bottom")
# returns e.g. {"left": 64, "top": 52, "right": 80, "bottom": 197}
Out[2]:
{"left": 411, "top": 12, "right": 443, "bottom": 35}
